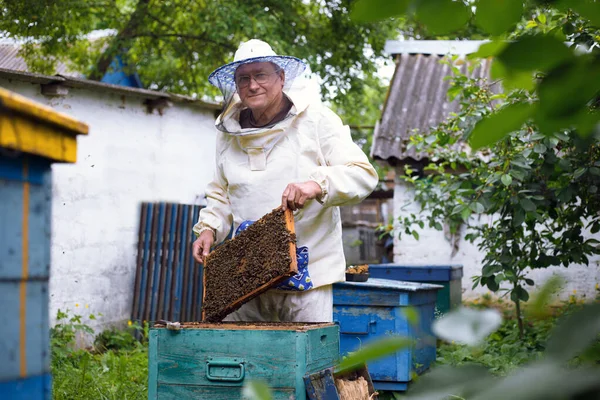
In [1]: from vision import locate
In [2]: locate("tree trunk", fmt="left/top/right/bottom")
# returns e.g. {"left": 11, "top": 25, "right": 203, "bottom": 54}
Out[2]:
{"left": 515, "top": 297, "right": 524, "bottom": 339}
{"left": 88, "top": 0, "right": 150, "bottom": 81}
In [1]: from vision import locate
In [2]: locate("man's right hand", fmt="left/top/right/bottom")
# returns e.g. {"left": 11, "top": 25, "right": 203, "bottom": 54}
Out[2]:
{"left": 193, "top": 230, "right": 215, "bottom": 264}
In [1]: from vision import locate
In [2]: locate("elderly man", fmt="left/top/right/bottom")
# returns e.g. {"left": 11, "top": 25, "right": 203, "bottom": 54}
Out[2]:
{"left": 192, "top": 39, "right": 378, "bottom": 322}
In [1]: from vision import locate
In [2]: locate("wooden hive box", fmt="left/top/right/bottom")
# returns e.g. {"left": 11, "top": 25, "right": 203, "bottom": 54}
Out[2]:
{"left": 202, "top": 207, "right": 297, "bottom": 322}
{"left": 333, "top": 278, "right": 442, "bottom": 391}
{"left": 148, "top": 322, "right": 340, "bottom": 399}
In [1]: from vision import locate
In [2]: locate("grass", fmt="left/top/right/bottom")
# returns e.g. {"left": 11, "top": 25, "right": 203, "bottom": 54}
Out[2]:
{"left": 51, "top": 310, "right": 148, "bottom": 400}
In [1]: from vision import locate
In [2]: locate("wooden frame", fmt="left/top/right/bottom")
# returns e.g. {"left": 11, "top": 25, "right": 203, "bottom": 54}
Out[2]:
{"left": 201, "top": 207, "right": 298, "bottom": 321}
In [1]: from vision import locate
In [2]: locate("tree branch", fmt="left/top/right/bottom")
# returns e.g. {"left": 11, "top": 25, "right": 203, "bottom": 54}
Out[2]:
{"left": 88, "top": 0, "right": 151, "bottom": 81}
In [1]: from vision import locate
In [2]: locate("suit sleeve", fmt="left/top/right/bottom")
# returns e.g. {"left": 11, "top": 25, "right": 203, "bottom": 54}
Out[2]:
{"left": 308, "top": 107, "right": 378, "bottom": 207}
{"left": 193, "top": 135, "right": 233, "bottom": 244}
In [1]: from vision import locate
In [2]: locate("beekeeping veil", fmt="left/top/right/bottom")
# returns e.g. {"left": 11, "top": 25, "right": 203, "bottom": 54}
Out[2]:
{"left": 208, "top": 39, "right": 307, "bottom": 134}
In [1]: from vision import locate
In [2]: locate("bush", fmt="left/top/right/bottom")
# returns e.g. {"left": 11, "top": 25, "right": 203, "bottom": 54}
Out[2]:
{"left": 50, "top": 310, "right": 148, "bottom": 400}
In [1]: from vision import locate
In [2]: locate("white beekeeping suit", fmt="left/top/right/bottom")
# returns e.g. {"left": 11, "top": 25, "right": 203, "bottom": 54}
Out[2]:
{"left": 193, "top": 39, "right": 378, "bottom": 322}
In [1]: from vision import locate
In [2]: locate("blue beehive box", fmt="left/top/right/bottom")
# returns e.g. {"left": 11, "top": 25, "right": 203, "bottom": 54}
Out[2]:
{"left": 333, "top": 278, "right": 442, "bottom": 391}
{"left": 0, "top": 88, "right": 87, "bottom": 399}
{"left": 369, "top": 264, "right": 463, "bottom": 314}
{"left": 148, "top": 322, "right": 340, "bottom": 399}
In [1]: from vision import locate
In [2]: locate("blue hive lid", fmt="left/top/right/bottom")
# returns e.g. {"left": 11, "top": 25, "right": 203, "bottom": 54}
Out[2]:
{"left": 368, "top": 264, "right": 463, "bottom": 282}
{"left": 335, "top": 278, "right": 443, "bottom": 291}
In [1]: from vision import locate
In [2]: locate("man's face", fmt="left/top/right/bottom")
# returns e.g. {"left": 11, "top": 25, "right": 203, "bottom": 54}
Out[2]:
{"left": 235, "top": 62, "right": 284, "bottom": 111}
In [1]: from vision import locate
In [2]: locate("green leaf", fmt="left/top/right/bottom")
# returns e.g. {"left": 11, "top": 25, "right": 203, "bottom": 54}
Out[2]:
{"left": 497, "top": 35, "right": 574, "bottom": 72}
{"left": 482, "top": 264, "right": 502, "bottom": 277}
{"left": 537, "top": 58, "right": 600, "bottom": 119}
{"left": 469, "top": 103, "right": 535, "bottom": 150}
{"left": 461, "top": 207, "right": 472, "bottom": 222}
{"left": 451, "top": 204, "right": 466, "bottom": 215}
{"left": 526, "top": 275, "right": 563, "bottom": 319}
{"left": 535, "top": 107, "right": 600, "bottom": 138}
{"left": 414, "top": 0, "right": 471, "bottom": 35}
{"left": 469, "top": 202, "right": 485, "bottom": 213}
{"left": 520, "top": 197, "right": 536, "bottom": 212}
{"left": 487, "top": 276, "right": 500, "bottom": 291}
{"left": 243, "top": 381, "right": 273, "bottom": 400}
{"left": 537, "top": 13, "right": 546, "bottom": 24}
{"left": 513, "top": 208, "right": 526, "bottom": 227}
{"left": 558, "top": 0, "right": 600, "bottom": 26}
{"left": 412, "top": 230, "right": 420, "bottom": 240}
{"left": 474, "top": 0, "right": 523, "bottom": 36}
{"left": 510, "top": 286, "right": 529, "bottom": 302}
{"left": 525, "top": 20, "right": 538, "bottom": 29}
{"left": 470, "top": 40, "right": 509, "bottom": 59}
{"left": 574, "top": 167, "right": 587, "bottom": 179}
{"left": 335, "top": 336, "right": 413, "bottom": 373}
{"left": 350, "top": 0, "right": 411, "bottom": 22}
{"left": 402, "top": 306, "right": 420, "bottom": 327}
{"left": 501, "top": 174, "right": 513, "bottom": 186}
{"left": 546, "top": 303, "right": 600, "bottom": 362}
{"left": 491, "top": 60, "right": 536, "bottom": 91}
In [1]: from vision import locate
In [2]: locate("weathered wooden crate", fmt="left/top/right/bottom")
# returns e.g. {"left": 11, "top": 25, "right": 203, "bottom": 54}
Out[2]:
{"left": 148, "top": 322, "right": 340, "bottom": 399}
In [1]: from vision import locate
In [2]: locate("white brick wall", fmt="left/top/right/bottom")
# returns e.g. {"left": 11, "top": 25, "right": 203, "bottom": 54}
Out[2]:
{"left": 393, "top": 179, "right": 600, "bottom": 300}
{"left": 1, "top": 79, "right": 217, "bottom": 331}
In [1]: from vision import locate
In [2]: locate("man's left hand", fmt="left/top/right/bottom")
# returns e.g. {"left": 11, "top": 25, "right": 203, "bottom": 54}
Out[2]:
{"left": 281, "top": 181, "right": 322, "bottom": 211}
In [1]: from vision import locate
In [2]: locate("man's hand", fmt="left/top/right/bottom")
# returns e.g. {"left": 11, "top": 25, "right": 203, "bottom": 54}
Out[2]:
{"left": 281, "top": 181, "right": 322, "bottom": 211}
{"left": 192, "top": 229, "right": 214, "bottom": 264}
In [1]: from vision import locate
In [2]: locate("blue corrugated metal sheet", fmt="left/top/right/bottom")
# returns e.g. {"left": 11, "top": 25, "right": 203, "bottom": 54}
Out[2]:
{"left": 131, "top": 202, "right": 203, "bottom": 324}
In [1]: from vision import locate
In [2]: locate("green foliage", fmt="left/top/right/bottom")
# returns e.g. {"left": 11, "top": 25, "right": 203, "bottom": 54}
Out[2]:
{"left": 51, "top": 310, "right": 148, "bottom": 400}
{"left": 243, "top": 380, "right": 273, "bottom": 400}
{"left": 394, "top": 54, "right": 600, "bottom": 337}
{"left": 474, "top": 0, "right": 524, "bottom": 36}
{"left": 94, "top": 322, "right": 146, "bottom": 353}
{"left": 336, "top": 336, "right": 413, "bottom": 373}
{"left": 407, "top": 297, "right": 600, "bottom": 399}
{"left": 351, "top": 0, "right": 600, "bottom": 146}
{"left": 0, "top": 0, "right": 401, "bottom": 106}
{"left": 436, "top": 308, "right": 555, "bottom": 375}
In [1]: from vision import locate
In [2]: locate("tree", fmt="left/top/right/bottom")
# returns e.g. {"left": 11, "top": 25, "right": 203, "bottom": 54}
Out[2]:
{"left": 354, "top": 1, "right": 600, "bottom": 337}
{"left": 0, "top": 0, "right": 402, "bottom": 107}
{"left": 398, "top": 65, "right": 600, "bottom": 337}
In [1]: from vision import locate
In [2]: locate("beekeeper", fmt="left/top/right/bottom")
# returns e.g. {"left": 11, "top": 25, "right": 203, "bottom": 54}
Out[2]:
{"left": 192, "top": 39, "right": 378, "bottom": 322}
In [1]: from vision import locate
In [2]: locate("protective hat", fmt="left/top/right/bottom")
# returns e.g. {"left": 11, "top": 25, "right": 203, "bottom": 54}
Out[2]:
{"left": 208, "top": 39, "right": 306, "bottom": 96}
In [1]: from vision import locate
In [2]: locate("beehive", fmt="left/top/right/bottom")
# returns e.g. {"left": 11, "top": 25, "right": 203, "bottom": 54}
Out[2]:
{"left": 0, "top": 87, "right": 87, "bottom": 398}
{"left": 202, "top": 207, "right": 297, "bottom": 322}
{"left": 333, "top": 278, "right": 442, "bottom": 391}
{"left": 148, "top": 322, "right": 340, "bottom": 399}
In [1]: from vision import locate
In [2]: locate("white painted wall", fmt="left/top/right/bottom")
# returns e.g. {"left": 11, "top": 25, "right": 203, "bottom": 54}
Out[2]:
{"left": 1, "top": 78, "right": 217, "bottom": 332}
{"left": 393, "top": 179, "right": 600, "bottom": 301}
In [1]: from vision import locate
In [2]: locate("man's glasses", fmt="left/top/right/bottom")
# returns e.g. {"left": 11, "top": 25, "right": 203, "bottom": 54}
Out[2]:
{"left": 235, "top": 70, "right": 281, "bottom": 88}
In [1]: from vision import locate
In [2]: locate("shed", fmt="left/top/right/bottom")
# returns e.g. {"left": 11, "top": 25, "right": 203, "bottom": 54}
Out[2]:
{"left": 0, "top": 67, "right": 221, "bottom": 334}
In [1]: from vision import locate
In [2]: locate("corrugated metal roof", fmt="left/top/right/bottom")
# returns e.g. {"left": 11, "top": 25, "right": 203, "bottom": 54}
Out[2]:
{"left": 371, "top": 52, "right": 493, "bottom": 166}
{"left": 0, "top": 44, "right": 80, "bottom": 77}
